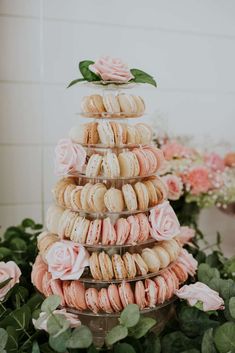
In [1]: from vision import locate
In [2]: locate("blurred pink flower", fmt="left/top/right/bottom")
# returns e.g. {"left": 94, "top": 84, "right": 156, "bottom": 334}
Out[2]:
{"left": 205, "top": 153, "right": 225, "bottom": 172}
{"left": 177, "top": 226, "right": 196, "bottom": 245}
{"left": 162, "top": 141, "right": 194, "bottom": 161}
{"left": 162, "top": 174, "right": 183, "bottom": 200}
{"left": 186, "top": 166, "right": 212, "bottom": 195}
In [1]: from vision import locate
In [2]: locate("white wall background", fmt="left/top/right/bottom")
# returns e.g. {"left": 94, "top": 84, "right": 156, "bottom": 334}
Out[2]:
{"left": 0, "top": 0, "right": 234, "bottom": 255}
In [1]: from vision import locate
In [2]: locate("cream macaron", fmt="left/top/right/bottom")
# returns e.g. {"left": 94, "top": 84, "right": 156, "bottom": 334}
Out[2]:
{"left": 104, "top": 188, "right": 125, "bottom": 212}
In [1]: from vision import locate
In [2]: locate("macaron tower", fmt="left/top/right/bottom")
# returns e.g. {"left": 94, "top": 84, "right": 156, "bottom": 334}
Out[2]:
{"left": 31, "top": 57, "right": 198, "bottom": 344}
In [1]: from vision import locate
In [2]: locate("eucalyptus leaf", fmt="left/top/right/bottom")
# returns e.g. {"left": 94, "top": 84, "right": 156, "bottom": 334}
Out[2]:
{"left": 47, "top": 313, "right": 70, "bottom": 337}
{"left": 87, "top": 344, "right": 99, "bottom": 353}
{"left": 130, "top": 68, "right": 157, "bottom": 87}
{"left": 214, "top": 322, "right": 235, "bottom": 353}
{"left": 49, "top": 330, "right": 70, "bottom": 352}
{"left": 143, "top": 332, "right": 161, "bottom": 353}
{"left": 9, "top": 238, "right": 27, "bottom": 251}
{"left": 161, "top": 331, "right": 198, "bottom": 353}
{"left": 129, "top": 317, "right": 156, "bottom": 339}
{"left": 124, "top": 336, "right": 144, "bottom": 353}
{"left": 0, "top": 328, "right": 8, "bottom": 349}
{"left": 201, "top": 328, "right": 217, "bottom": 353}
{"left": 197, "top": 263, "right": 220, "bottom": 285}
{"left": 41, "top": 295, "right": 61, "bottom": 314}
{"left": 21, "top": 218, "right": 35, "bottom": 228}
{"left": 105, "top": 325, "right": 128, "bottom": 346}
{"left": 119, "top": 304, "right": 140, "bottom": 328}
{"left": 114, "top": 342, "right": 136, "bottom": 353}
{"left": 67, "top": 325, "right": 93, "bottom": 348}
{"left": 229, "top": 297, "right": 235, "bottom": 319}
{"left": 0, "top": 247, "right": 12, "bottom": 260}
{"left": 9, "top": 304, "right": 31, "bottom": 331}
{"left": 5, "top": 326, "right": 18, "bottom": 353}
{"left": 32, "top": 340, "right": 40, "bottom": 353}
{"left": 79, "top": 60, "right": 101, "bottom": 81}
{"left": 67, "top": 78, "right": 86, "bottom": 88}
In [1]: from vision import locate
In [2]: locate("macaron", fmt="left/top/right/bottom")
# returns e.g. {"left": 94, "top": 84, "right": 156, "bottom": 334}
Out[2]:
{"left": 46, "top": 205, "right": 64, "bottom": 234}
{"left": 144, "top": 146, "right": 165, "bottom": 172}
{"left": 108, "top": 284, "right": 123, "bottom": 312}
{"left": 135, "top": 281, "right": 147, "bottom": 310}
{"left": 135, "top": 213, "right": 150, "bottom": 242}
{"left": 132, "top": 253, "right": 148, "bottom": 276}
{"left": 118, "top": 151, "right": 140, "bottom": 177}
{"left": 104, "top": 188, "right": 124, "bottom": 212}
{"left": 50, "top": 279, "right": 65, "bottom": 306}
{"left": 122, "top": 252, "right": 137, "bottom": 278}
{"left": 80, "top": 183, "right": 93, "bottom": 210}
{"left": 126, "top": 215, "right": 140, "bottom": 244}
{"left": 97, "top": 121, "right": 115, "bottom": 146}
{"left": 171, "top": 263, "right": 188, "bottom": 283}
{"left": 126, "top": 125, "right": 138, "bottom": 144}
{"left": 63, "top": 281, "right": 74, "bottom": 308}
{"left": 135, "top": 123, "right": 151, "bottom": 143}
{"left": 57, "top": 209, "right": 74, "bottom": 238}
{"left": 99, "top": 251, "right": 114, "bottom": 280}
{"left": 69, "top": 281, "right": 87, "bottom": 310}
{"left": 84, "top": 94, "right": 105, "bottom": 114}
{"left": 141, "top": 248, "right": 160, "bottom": 273}
{"left": 145, "top": 279, "right": 158, "bottom": 308}
{"left": 53, "top": 177, "right": 76, "bottom": 206}
{"left": 31, "top": 255, "right": 48, "bottom": 294}
{"left": 143, "top": 180, "right": 158, "bottom": 206}
{"left": 87, "top": 122, "right": 99, "bottom": 145}
{"left": 111, "top": 122, "right": 127, "bottom": 145}
{"left": 86, "top": 219, "right": 102, "bottom": 245}
{"left": 103, "top": 94, "right": 120, "bottom": 114}
{"left": 112, "top": 254, "right": 127, "bottom": 279}
{"left": 87, "top": 183, "right": 107, "bottom": 212}
{"left": 132, "top": 148, "right": 150, "bottom": 176}
{"left": 69, "top": 124, "right": 89, "bottom": 144}
{"left": 152, "top": 245, "right": 171, "bottom": 268}
{"left": 115, "top": 218, "right": 130, "bottom": 245}
{"left": 122, "top": 184, "right": 138, "bottom": 211}
{"left": 70, "top": 217, "right": 90, "bottom": 243}
{"left": 90, "top": 252, "right": 103, "bottom": 280}
{"left": 132, "top": 96, "right": 145, "bottom": 115}
{"left": 98, "top": 288, "right": 113, "bottom": 313}
{"left": 42, "top": 272, "right": 53, "bottom": 297}
{"left": 142, "top": 149, "right": 158, "bottom": 174}
{"left": 118, "top": 94, "right": 137, "bottom": 115}
{"left": 64, "top": 184, "right": 77, "bottom": 209}
{"left": 64, "top": 212, "right": 80, "bottom": 238}
{"left": 161, "top": 239, "right": 181, "bottom": 262}
{"left": 118, "top": 282, "right": 135, "bottom": 307}
{"left": 86, "top": 154, "right": 103, "bottom": 177}
{"left": 160, "top": 270, "right": 176, "bottom": 300}
{"left": 102, "top": 152, "right": 120, "bottom": 178}
{"left": 149, "top": 176, "right": 168, "bottom": 203}
{"left": 70, "top": 186, "right": 83, "bottom": 211}
{"left": 154, "top": 276, "right": 167, "bottom": 304}
{"left": 85, "top": 288, "right": 100, "bottom": 313}
{"left": 134, "top": 182, "right": 149, "bottom": 211}
{"left": 101, "top": 217, "right": 117, "bottom": 245}
{"left": 37, "top": 231, "right": 59, "bottom": 255}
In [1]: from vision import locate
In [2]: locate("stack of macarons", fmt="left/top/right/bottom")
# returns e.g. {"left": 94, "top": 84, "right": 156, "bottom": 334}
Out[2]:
{"left": 32, "top": 253, "right": 193, "bottom": 313}
{"left": 88, "top": 238, "right": 181, "bottom": 281}
{"left": 69, "top": 122, "right": 152, "bottom": 147}
{"left": 53, "top": 176, "right": 167, "bottom": 213}
{"left": 81, "top": 93, "right": 145, "bottom": 117}
{"left": 46, "top": 207, "right": 154, "bottom": 245}
{"left": 85, "top": 146, "right": 164, "bottom": 178}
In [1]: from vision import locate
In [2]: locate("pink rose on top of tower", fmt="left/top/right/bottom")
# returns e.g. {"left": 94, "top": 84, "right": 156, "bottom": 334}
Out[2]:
{"left": 89, "top": 56, "right": 134, "bottom": 82}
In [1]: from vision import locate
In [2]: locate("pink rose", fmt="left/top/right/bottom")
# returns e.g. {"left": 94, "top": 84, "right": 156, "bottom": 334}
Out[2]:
{"left": 177, "top": 226, "right": 195, "bottom": 245}
{"left": 89, "top": 56, "right": 134, "bottom": 82}
{"left": 149, "top": 201, "right": 180, "bottom": 241}
{"left": 162, "top": 174, "right": 183, "bottom": 200}
{"left": 224, "top": 152, "right": 235, "bottom": 168}
{"left": 162, "top": 141, "right": 194, "bottom": 161}
{"left": 186, "top": 166, "right": 212, "bottom": 195}
{"left": 55, "top": 139, "right": 86, "bottom": 176}
{"left": 205, "top": 153, "right": 225, "bottom": 172}
{"left": 175, "top": 282, "right": 224, "bottom": 311}
{"left": 45, "top": 240, "right": 90, "bottom": 280}
{"left": 0, "top": 261, "right": 21, "bottom": 300}
{"left": 177, "top": 248, "right": 198, "bottom": 276}
{"left": 33, "top": 308, "right": 81, "bottom": 332}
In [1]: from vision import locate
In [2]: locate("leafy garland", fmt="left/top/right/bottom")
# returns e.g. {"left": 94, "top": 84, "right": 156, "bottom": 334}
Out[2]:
{"left": 0, "top": 220, "right": 234, "bottom": 353}
{"left": 67, "top": 60, "right": 157, "bottom": 88}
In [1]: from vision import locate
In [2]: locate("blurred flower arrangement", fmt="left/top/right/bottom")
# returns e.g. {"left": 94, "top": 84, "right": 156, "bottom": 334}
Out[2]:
{"left": 154, "top": 136, "right": 235, "bottom": 225}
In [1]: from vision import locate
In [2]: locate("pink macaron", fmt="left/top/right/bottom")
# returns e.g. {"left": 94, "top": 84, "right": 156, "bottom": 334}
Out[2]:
{"left": 98, "top": 288, "right": 114, "bottom": 313}
{"left": 50, "top": 279, "right": 65, "bottom": 306}
{"left": 69, "top": 281, "right": 87, "bottom": 310}
{"left": 144, "top": 146, "right": 165, "bottom": 172}
{"left": 126, "top": 215, "right": 140, "bottom": 244}
{"left": 102, "top": 217, "right": 117, "bottom": 245}
{"left": 135, "top": 280, "right": 147, "bottom": 310}
{"left": 42, "top": 271, "right": 53, "bottom": 297}
{"left": 132, "top": 148, "right": 150, "bottom": 176}
{"left": 161, "top": 269, "right": 176, "bottom": 300}
{"left": 118, "top": 282, "right": 135, "bottom": 307}
{"left": 86, "top": 219, "right": 102, "bottom": 245}
{"left": 115, "top": 218, "right": 130, "bottom": 245}
{"left": 85, "top": 287, "right": 100, "bottom": 313}
{"left": 145, "top": 279, "right": 158, "bottom": 308}
{"left": 171, "top": 262, "right": 189, "bottom": 283}
{"left": 154, "top": 276, "right": 167, "bottom": 304}
{"left": 135, "top": 213, "right": 150, "bottom": 242}
{"left": 108, "top": 284, "right": 123, "bottom": 312}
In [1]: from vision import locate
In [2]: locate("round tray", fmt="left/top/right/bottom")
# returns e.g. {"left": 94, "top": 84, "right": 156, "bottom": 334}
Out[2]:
{"left": 66, "top": 172, "right": 157, "bottom": 182}
{"left": 78, "top": 111, "right": 145, "bottom": 119}
{"left": 80, "top": 80, "right": 139, "bottom": 90}
{"left": 80, "top": 142, "right": 155, "bottom": 150}
{"left": 81, "top": 238, "right": 156, "bottom": 250}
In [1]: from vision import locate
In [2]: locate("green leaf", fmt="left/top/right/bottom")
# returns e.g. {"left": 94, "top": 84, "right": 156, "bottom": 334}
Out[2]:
{"left": 130, "top": 68, "right": 157, "bottom": 87}
{"left": 87, "top": 345, "right": 99, "bottom": 353}
{"left": 105, "top": 325, "right": 128, "bottom": 346}
{"left": 32, "top": 341, "right": 40, "bottom": 353}
{"left": 27, "top": 293, "right": 43, "bottom": 312}
{"left": 0, "top": 278, "right": 12, "bottom": 290}
{"left": 223, "top": 256, "right": 235, "bottom": 276}
{"left": 0, "top": 247, "right": 12, "bottom": 260}
{"left": 47, "top": 313, "right": 70, "bottom": 337}
{"left": 49, "top": 330, "right": 70, "bottom": 352}
{"left": 201, "top": 328, "right": 217, "bottom": 353}
{"left": 143, "top": 333, "right": 161, "bottom": 353}
{"left": 21, "top": 218, "right": 35, "bottom": 228}
{"left": 129, "top": 317, "right": 156, "bottom": 339}
{"left": 5, "top": 326, "right": 18, "bottom": 353}
{"left": 67, "top": 325, "right": 93, "bottom": 348}
{"left": 67, "top": 78, "right": 86, "bottom": 88}
{"left": 181, "top": 350, "right": 200, "bottom": 353}
{"left": 178, "top": 306, "right": 219, "bottom": 337}
{"left": 0, "top": 329, "right": 8, "bottom": 349}
{"left": 197, "top": 263, "right": 220, "bottom": 285}
{"left": 41, "top": 295, "right": 61, "bottom": 314}
{"left": 214, "top": 322, "right": 235, "bottom": 353}
{"left": 229, "top": 297, "right": 235, "bottom": 319}
{"left": 114, "top": 342, "right": 136, "bottom": 353}
{"left": 119, "top": 304, "right": 140, "bottom": 328}
{"left": 79, "top": 60, "right": 101, "bottom": 82}
{"left": 32, "top": 223, "right": 43, "bottom": 230}
{"left": 9, "top": 238, "right": 27, "bottom": 251}
{"left": 161, "top": 331, "right": 198, "bottom": 353}
{"left": 9, "top": 305, "right": 31, "bottom": 331}
{"left": 124, "top": 336, "right": 144, "bottom": 353}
